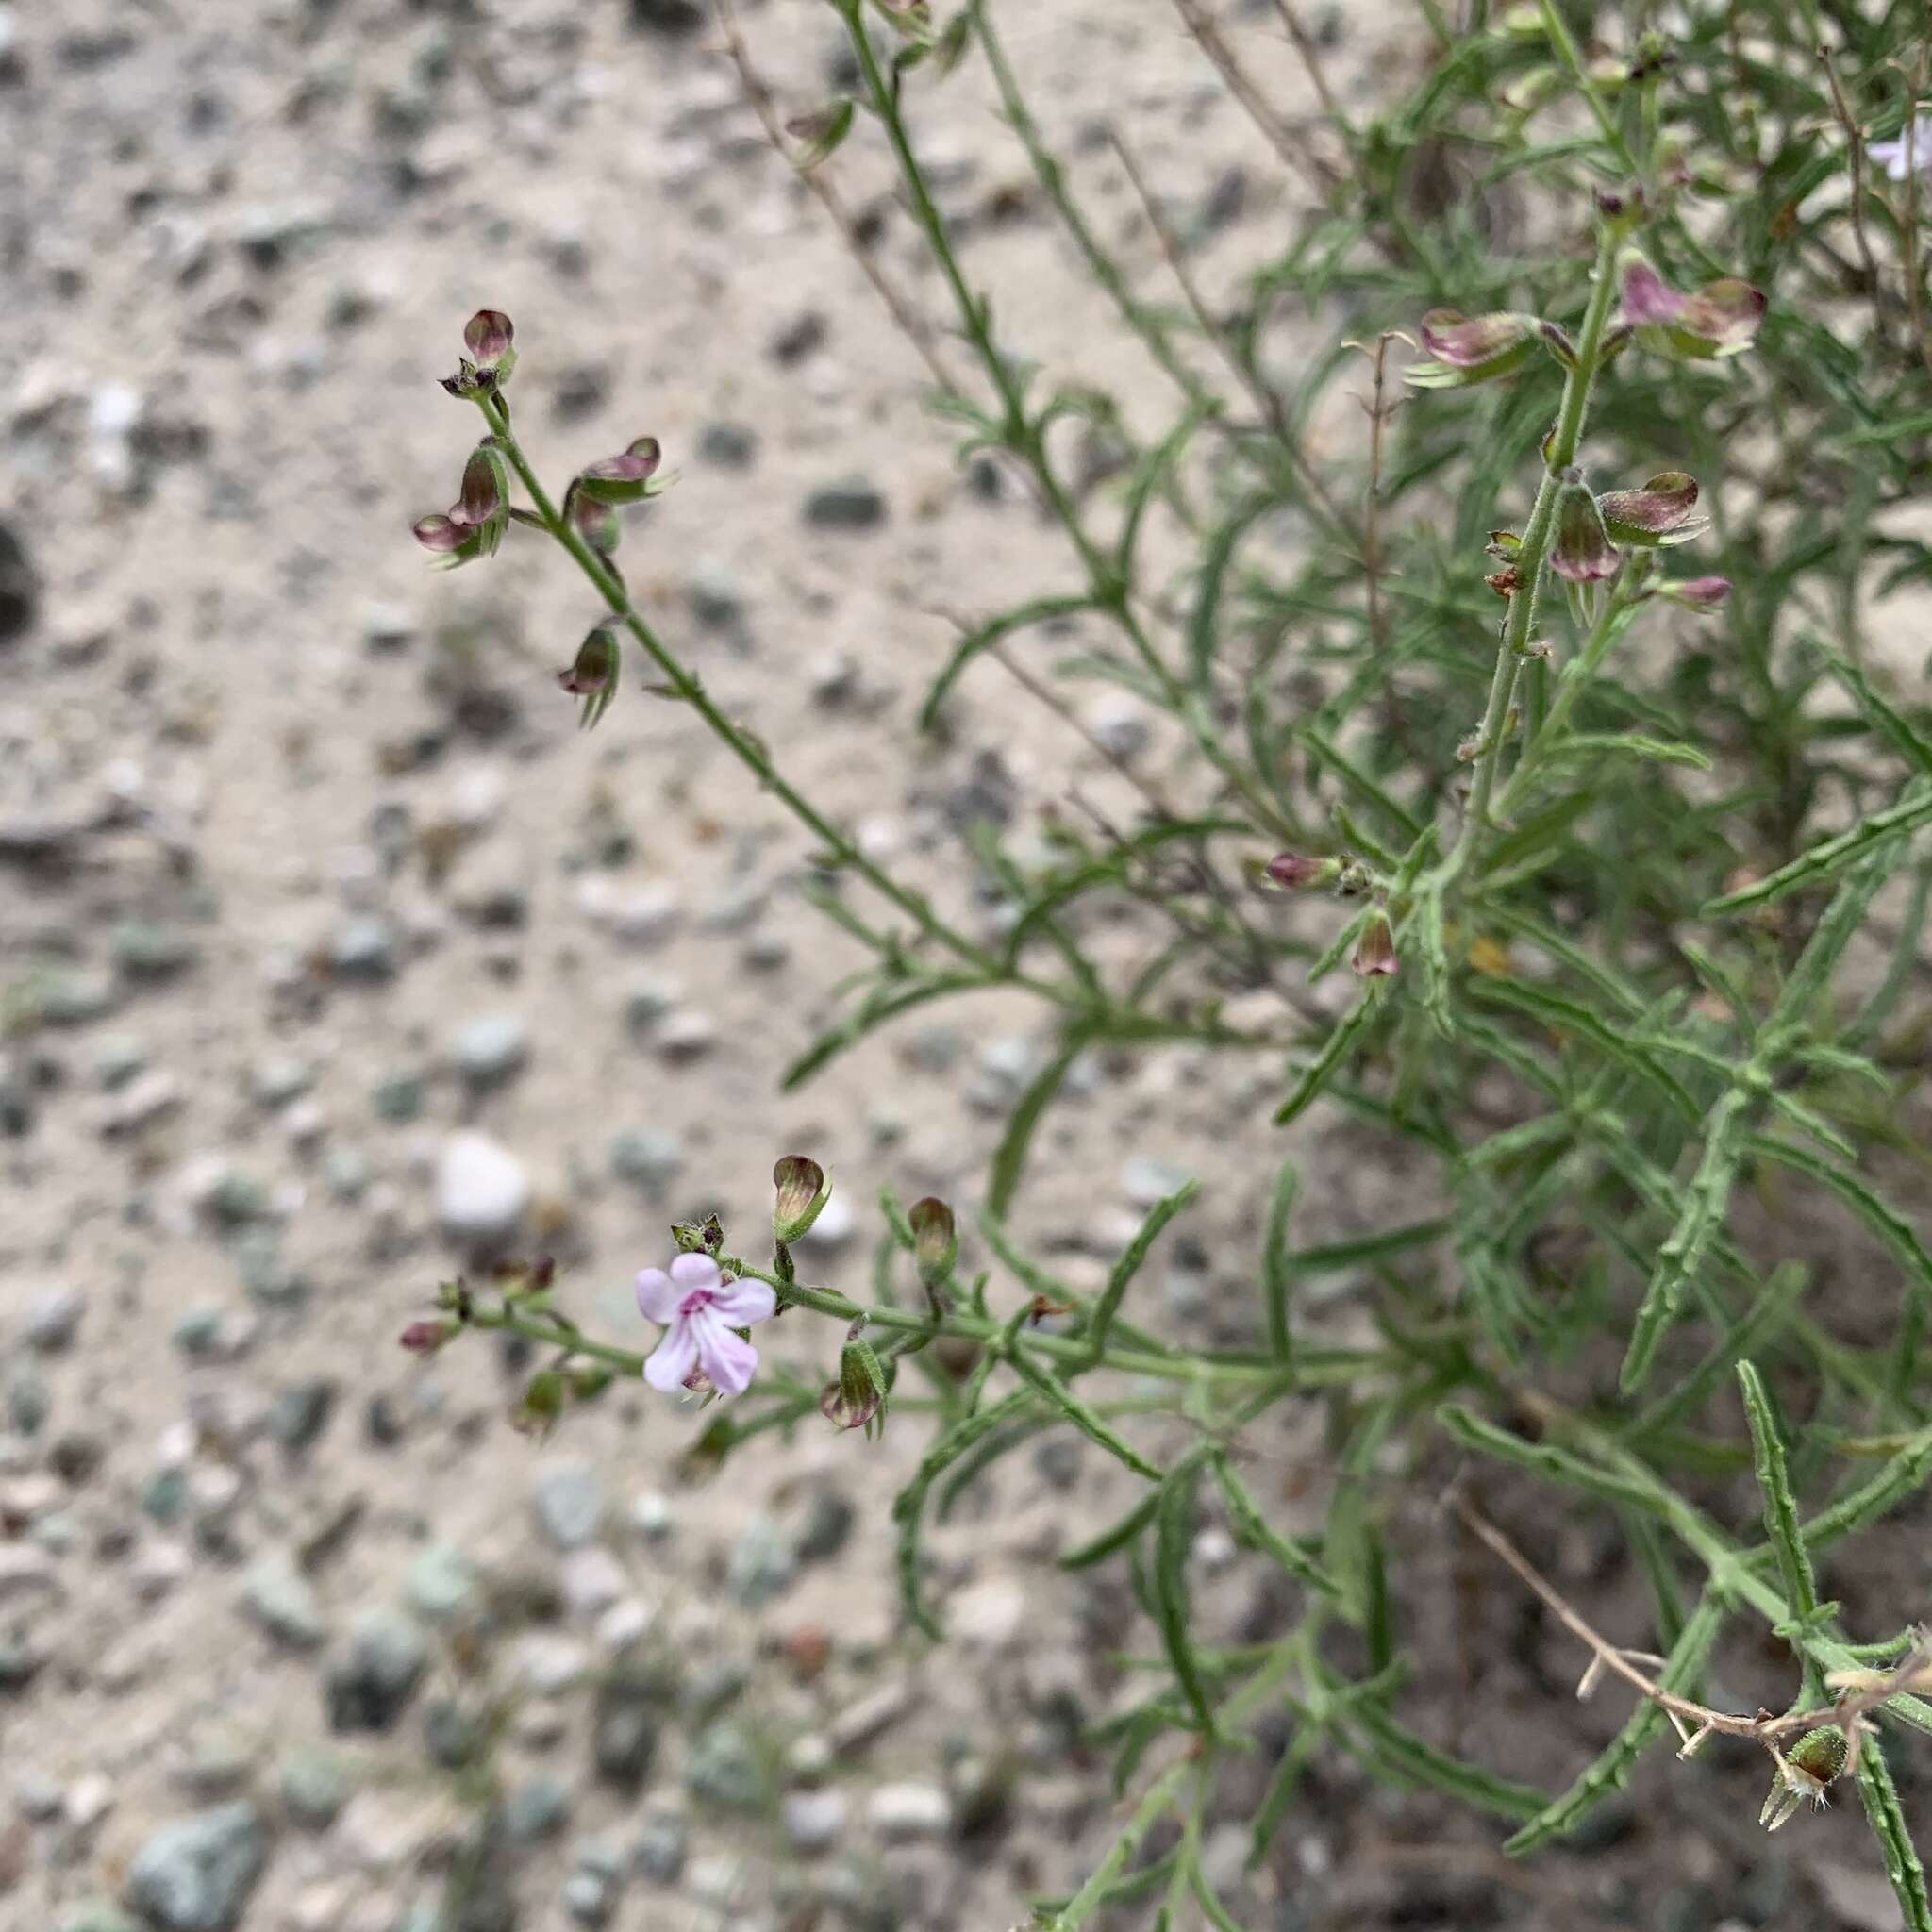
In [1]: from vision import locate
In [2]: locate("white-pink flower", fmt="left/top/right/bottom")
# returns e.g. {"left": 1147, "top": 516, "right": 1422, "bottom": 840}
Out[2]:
{"left": 635, "top": 1252, "right": 775, "bottom": 1397}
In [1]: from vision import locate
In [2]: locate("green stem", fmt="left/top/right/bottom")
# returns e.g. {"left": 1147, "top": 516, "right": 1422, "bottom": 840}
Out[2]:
{"left": 1441, "top": 225, "right": 1623, "bottom": 881}
{"left": 474, "top": 391, "right": 1008, "bottom": 982}
{"left": 469, "top": 1280, "right": 1388, "bottom": 1391}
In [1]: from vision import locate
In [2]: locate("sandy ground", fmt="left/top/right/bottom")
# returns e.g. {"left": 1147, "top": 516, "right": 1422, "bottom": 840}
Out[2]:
{"left": 2, "top": 2, "right": 1924, "bottom": 1929}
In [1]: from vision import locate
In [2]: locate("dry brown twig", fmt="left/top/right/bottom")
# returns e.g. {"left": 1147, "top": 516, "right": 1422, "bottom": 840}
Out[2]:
{"left": 1454, "top": 1493, "right": 1932, "bottom": 1774}
{"left": 1171, "top": 0, "right": 1342, "bottom": 196}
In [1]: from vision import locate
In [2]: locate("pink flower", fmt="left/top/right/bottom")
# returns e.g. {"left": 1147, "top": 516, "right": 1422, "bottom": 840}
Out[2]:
{"left": 636, "top": 1252, "right": 775, "bottom": 1397}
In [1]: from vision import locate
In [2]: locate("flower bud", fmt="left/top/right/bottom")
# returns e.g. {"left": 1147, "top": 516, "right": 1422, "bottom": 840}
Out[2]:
{"left": 1761, "top": 1724, "right": 1848, "bottom": 1831}
{"left": 399, "top": 1318, "right": 455, "bottom": 1354}
{"left": 1352, "top": 913, "right": 1398, "bottom": 979}
{"left": 459, "top": 440, "right": 510, "bottom": 528}
{"left": 510, "top": 1368, "right": 565, "bottom": 1439}
{"left": 571, "top": 487, "right": 621, "bottom": 557}
{"left": 1618, "top": 249, "right": 1766, "bottom": 359}
{"left": 1596, "top": 471, "right": 1704, "bottom": 546}
{"left": 558, "top": 623, "right": 620, "bottom": 730}
{"left": 1657, "top": 575, "right": 1731, "bottom": 613}
{"left": 1406, "top": 310, "right": 1541, "bottom": 388}
{"left": 908, "top": 1196, "right": 958, "bottom": 1288}
{"left": 1551, "top": 483, "right": 1619, "bottom": 585}
{"left": 773, "top": 1155, "right": 833, "bottom": 1242}
{"left": 411, "top": 511, "right": 484, "bottom": 562}
{"left": 820, "top": 1335, "right": 889, "bottom": 1437}
{"left": 462, "top": 309, "right": 516, "bottom": 380}
{"left": 787, "top": 99, "right": 856, "bottom": 170}
{"left": 1264, "top": 852, "right": 1342, "bottom": 891}
{"left": 575, "top": 438, "right": 665, "bottom": 506}
{"left": 567, "top": 1365, "right": 614, "bottom": 1403}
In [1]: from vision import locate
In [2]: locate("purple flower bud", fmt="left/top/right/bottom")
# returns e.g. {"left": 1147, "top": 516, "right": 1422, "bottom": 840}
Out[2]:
{"left": 399, "top": 1318, "right": 455, "bottom": 1354}
{"left": 1618, "top": 250, "right": 1765, "bottom": 358}
{"left": 821, "top": 1337, "right": 889, "bottom": 1438}
{"left": 1597, "top": 471, "right": 1703, "bottom": 545}
{"left": 1551, "top": 484, "right": 1620, "bottom": 585}
{"left": 908, "top": 1196, "right": 958, "bottom": 1288}
{"left": 558, "top": 623, "right": 620, "bottom": 730}
{"left": 575, "top": 437, "right": 666, "bottom": 506}
{"left": 411, "top": 510, "right": 491, "bottom": 568}
{"left": 571, "top": 488, "right": 621, "bottom": 556}
{"left": 1264, "top": 852, "right": 1341, "bottom": 891}
{"left": 773, "top": 1154, "right": 832, "bottom": 1243}
{"left": 413, "top": 512, "right": 466, "bottom": 554}
{"left": 459, "top": 441, "right": 508, "bottom": 525}
{"left": 462, "top": 309, "right": 516, "bottom": 377}
{"left": 1406, "top": 309, "right": 1542, "bottom": 388}
{"left": 1658, "top": 575, "right": 1731, "bottom": 613}
{"left": 1352, "top": 914, "right": 1398, "bottom": 979}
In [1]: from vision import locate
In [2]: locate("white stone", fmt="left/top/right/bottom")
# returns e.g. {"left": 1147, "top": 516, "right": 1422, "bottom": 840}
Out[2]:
{"left": 435, "top": 1132, "right": 529, "bottom": 1243}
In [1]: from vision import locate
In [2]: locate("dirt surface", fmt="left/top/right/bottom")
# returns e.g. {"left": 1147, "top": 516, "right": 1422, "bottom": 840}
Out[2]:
{"left": 1, "top": 2, "right": 1926, "bottom": 1929}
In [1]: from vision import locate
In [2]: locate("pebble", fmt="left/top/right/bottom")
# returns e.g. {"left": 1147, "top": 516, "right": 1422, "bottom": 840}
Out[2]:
{"left": 632, "top": 1492, "right": 673, "bottom": 1540}
{"left": 560, "top": 1545, "right": 626, "bottom": 1616}
{"left": 781, "top": 1788, "right": 847, "bottom": 1854}
{"left": 631, "top": 1806, "right": 688, "bottom": 1883}
{"left": 240, "top": 1550, "right": 327, "bottom": 1650}
{"left": 803, "top": 476, "right": 887, "bottom": 531}
{"left": 0, "top": 1543, "right": 58, "bottom": 1601}
{"left": 436, "top": 1131, "right": 529, "bottom": 1243}
{"left": 249, "top": 1058, "right": 312, "bottom": 1108}
{"left": 371, "top": 1072, "right": 423, "bottom": 1123}
{"left": 405, "top": 1541, "right": 480, "bottom": 1622}
{"left": 504, "top": 1774, "right": 572, "bottom": 1843}
{"left": 451, "top": 1013, "right": 527, "bottom": 1090}
{"left": 267, "top": 1378, "right": 335, "bottom": 1453}
{"left": 683, "top": 1721, "right": 766, "bottom": 1812}
{"left": 123, "top": 1802, "right": 269, "bottom": 1932}
{"left": 828, "top": 1679, "right": 916, "bottom": 1757}
{"left": 576, "top": 875, "right": 680, "bottom": 946}
{"left": 533, "top": 1459, "right": 604, "bottom": 1548}
{"left": 58, "top": 1906, "right": 143, "bottom": 1932}
{"left": 654, "top": 1009, "right": 718, "bottom": 1061}
{"left": 794, "top": 1489, "right": 856, "bottom": 1564}
{"left": 324, "top": 1607, "right": 430, "bottom": 1732}
{"left": 1121, "top": 1154, "right": 1191, "bottom": 1208}
{"left": 695, "top": 422, "right": 758, "bottom": 470}
{"left": 867, "top": 1782, "right": 953, "bottom": 1841}
{"left": 279, "top": 1748, "right": 350, "bottom": 1830}
{"left": 1084, "top": 692, "right": 1152, "bottom": 758}
{"left": 23, "top": 1284, "right": 84, "bottom": 1352}
{"left": 726, "top": 1515, "right": 795, "bottom": 1607}
{"left": 514, "top": 1633, "right": 590, "bottom": 1696}
{"left": 608, "top": 1127, "right": 683, "bottom": 1199}
{"left": 592, "top": 1661, "right": 666, "bottom": 1791}
{"left": 330, "top": 917, "right": 397, "bottom": 983}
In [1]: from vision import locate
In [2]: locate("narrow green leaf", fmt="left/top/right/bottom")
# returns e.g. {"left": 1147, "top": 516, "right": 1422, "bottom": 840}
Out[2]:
{"left": 1004, "top": 1346, "right": 1163, "bottom": 1480}
{"left": 917, "top": 593, "right": 1095, "bottom": 731}
{"left": 1045, "top": 1765, "right": 1189, "bottom": 1931}
{"left": 986, "top": 1031, "right": 1092, "bottom": 1222}
{"left": 1262, "top": 1158, "right": 1298, "bottom": 1361}
{"left": 1059, "top": 1490, "right": 1160, "bottom": 1570}
{"left": 1704, "top": 785, "right": 1932, "bottom": 914}
{"left": 1856, "top": 1738, "right": 1932, "bottom": 1932}
{"left": 1154, "top": 1458, "right": 1219, "bottom": 1739}
{"left": 1737, "top": 1363, "right": 1822, "bottom": 1653}
{"left": 1746, "top": 1133, "right": 1932, "bottom": 1313}
{"left": 1438, "top": 1405, "right": 1669, "bottom": 1516}
{"left": 1275, "top": 991, "right": 1383, "bottom": 1124}
{"left": 1089, "top": 1181, "right": 1197, "bottom": 1360}
{"left": 1797, "top": 1424, "right": 1932, "bottom": 1552}
{"left": 1211, "top": 1452, "right": 1341, "bottom": 1603}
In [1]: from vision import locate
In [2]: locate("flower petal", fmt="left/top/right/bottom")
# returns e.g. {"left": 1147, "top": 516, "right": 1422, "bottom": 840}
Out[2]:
{"left": 635, "top": 1267, "right": 682, "bottom": 1324}
{"left": 707, "top": 1275, "right": 777, "bottom": 1326}
{"left": 643, "top": 1318, "right": 699, "bottom": 1391}
{"left": 691, "top": 1311, "right": 759, "bottom": 1396}
{"left": 669, "top": 1251, "right": 723, "bottom": 1295}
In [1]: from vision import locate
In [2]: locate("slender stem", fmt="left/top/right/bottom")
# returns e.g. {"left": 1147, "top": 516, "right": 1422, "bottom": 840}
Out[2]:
{"left": 471, "top": 1278, "right": 1384, "bottom": 1391}
{"left": 1442, "top": 225, "right": 1623, "bottom": 879}
{"left": 474, "top": 391, "right": 1008, "bottom": 981}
